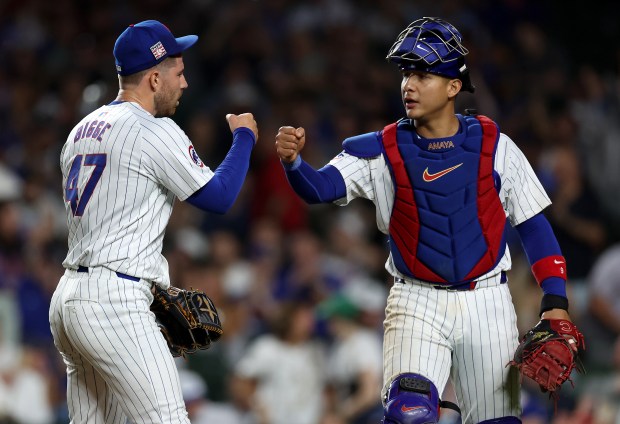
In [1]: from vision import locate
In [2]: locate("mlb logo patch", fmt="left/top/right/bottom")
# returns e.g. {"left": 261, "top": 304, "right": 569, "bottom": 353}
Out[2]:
{"left": 150, "top": 41, "right": 167, "bottom": 60}
{"left": 328, "top": 152, "right": 345, "bottom": 165}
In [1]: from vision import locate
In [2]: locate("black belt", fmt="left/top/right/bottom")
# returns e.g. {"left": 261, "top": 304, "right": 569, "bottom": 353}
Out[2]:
{"left": 396, "top": 271, "right": 507, "bottom": 291}
{"left": 77, "top": 266, "right": 140, "bottom": 282}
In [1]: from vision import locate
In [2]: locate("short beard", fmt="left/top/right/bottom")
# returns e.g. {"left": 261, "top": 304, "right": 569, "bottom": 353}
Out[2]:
{"left": 154, "top": 89, "right": 177, "bottom": 118}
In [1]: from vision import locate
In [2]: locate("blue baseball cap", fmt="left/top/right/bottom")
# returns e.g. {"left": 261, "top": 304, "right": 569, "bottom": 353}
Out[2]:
{"left": 113, "top": 20, "right": 198, "bottom": 76}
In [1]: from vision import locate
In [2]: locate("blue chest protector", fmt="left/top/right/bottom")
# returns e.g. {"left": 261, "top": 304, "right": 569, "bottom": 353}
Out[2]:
{"left": 344, "top": 115, "right": 506, "bottom": 284}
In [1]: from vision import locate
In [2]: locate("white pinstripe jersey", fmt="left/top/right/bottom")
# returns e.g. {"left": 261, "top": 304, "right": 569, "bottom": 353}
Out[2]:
{"left": 327, "top": 131, "right": 551, "bottom": 281}
{"left": 60, "top": 101, "right": 214, "bottom": 287}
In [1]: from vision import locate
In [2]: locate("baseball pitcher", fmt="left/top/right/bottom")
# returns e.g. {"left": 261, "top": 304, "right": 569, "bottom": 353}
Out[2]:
{"left": 49, "top": 20, "right": 257, "bottom": 423}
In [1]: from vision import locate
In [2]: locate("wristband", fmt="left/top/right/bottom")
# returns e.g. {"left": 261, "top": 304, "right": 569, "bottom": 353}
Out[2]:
{"left": 540, "top": 294, "right": 569, "bottom": 316}
{"left": 531, "top": 255, "right": 567, "bottom": 286}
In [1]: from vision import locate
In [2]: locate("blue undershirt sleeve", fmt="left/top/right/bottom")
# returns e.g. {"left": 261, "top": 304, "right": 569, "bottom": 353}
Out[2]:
{"left": 281, "top": 155, "right": 346, "bottom": 204}
{"left": 185, "top": 127, "right": 255, "bottom": 214}
{"left": 515, "top": 212, "right": 567, "bottom": 297}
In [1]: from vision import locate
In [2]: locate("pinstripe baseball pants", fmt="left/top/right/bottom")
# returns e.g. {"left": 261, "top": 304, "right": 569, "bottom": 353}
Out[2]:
{"left": 382, "top": 276, "right": 522, "bottom": 423}
{"left": 49, "top": 267, "right": 189, "bottom": 424}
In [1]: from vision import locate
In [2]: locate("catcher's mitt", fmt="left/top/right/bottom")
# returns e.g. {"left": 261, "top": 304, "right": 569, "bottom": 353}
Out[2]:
{"left": 509, "top": 319, "right": 585, "bottom": 396}
{"left": 150, "top": 285, "right": 223, "bottom": 357}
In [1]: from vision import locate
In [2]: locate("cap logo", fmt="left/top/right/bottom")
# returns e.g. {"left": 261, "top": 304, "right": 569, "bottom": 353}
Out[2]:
{"left": 150, "top": 41, "right": 167, "bottom": 60}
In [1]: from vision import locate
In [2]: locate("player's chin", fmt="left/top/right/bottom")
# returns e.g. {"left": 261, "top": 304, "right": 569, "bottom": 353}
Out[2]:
{"left": 405, "top": 109, "right": 422, "bottom": 120}
{"left": 167, "top": 101, "right": 180, "bottom": 114}
{"left": 170, "top": 101, "right": 180, "bottom": 114}
{"left": 404, "top": 104, "right": 420, "bottom": 118}
{"left": 155, "top": 107, "right": 177, "bottom": 118}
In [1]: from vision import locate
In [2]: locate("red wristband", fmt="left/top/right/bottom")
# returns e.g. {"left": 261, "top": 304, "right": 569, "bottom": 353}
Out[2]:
{"left": 531, "top": 255, "right": 567, "bottom": 286}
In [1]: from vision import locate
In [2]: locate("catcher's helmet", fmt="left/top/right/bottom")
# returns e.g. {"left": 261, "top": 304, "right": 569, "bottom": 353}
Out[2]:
{"left": 386, "top": 17, "right": 475, "bottom": 93}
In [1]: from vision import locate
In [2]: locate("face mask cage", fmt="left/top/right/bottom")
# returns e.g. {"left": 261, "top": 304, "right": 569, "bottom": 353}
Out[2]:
{"left": 387, "top": 17, "right": 469, "bottom": 66}
{"left": 386, "top": 17, "right": 474, "bottom": 92}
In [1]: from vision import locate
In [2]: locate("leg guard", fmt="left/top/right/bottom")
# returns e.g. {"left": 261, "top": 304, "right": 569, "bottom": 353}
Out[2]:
{"left": 382, "top": 373, "right": 440, "bottom": 424}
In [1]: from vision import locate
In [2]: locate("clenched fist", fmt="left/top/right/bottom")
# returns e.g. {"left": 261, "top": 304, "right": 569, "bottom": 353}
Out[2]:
{"left": 226, "top": 113, "right": 259, "bottom": 142}
{"left": 275, "top": 126, "right": 305, "bottom": 163}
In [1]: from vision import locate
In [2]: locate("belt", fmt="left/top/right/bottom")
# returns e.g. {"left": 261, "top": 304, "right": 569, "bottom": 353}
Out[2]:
{"left": 77, "top": 266, "right": 140, "bottom": 282}
{"left": 396, "top": 271, "right": 507, "bottom": 291}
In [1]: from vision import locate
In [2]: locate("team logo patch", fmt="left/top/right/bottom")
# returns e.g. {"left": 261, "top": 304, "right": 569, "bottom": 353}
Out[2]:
{"left": 150, "top": 41, "right": 167, "bottom": 60}
{"left": 188, "top": 145, "right": 204, "bottom": 167}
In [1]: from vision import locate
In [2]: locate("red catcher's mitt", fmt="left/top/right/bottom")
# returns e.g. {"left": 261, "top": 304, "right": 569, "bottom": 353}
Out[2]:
{"left": 509, "top": 319, "right": 585, "bottom": 396}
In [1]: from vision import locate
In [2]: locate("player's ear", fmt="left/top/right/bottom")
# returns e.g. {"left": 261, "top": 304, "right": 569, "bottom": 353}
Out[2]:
{"left": 148, "top": 70, "right": 160, "bottom": 92}
{"left": 447, "top": 78, "right": 462, "bottom": 98}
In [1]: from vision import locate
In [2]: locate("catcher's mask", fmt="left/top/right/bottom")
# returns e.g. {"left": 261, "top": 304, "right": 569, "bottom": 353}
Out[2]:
{"left": 386, "top": 17, "right": 475, "bottom": 93}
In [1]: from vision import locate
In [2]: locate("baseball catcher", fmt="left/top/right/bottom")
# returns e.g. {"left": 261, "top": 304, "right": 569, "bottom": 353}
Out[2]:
{"left": 275, "top": 14, "right": 586, "bottom": 423}
{"left": 150, "top": 285, "right": 223, "bottom": 357}
{"left": 510, "top": 319, "right": 585, "bottom": 397}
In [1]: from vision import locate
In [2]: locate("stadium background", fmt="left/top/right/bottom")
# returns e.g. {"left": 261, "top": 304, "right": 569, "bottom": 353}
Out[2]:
{"left": 1, "top": 0, "right": 619, "bottom": 423}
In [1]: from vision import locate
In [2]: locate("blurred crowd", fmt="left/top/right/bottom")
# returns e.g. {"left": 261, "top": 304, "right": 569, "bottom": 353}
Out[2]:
{"left": 1, "top": 0, "right": 620, "bottom": 423}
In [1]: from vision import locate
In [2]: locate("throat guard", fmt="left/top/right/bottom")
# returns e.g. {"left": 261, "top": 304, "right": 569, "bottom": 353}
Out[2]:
{"left": 382, "top": 115, "right": 506, "bottom": 283}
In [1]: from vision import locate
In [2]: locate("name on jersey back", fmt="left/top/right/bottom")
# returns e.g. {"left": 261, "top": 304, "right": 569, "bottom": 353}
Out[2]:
{"left": 74, "top": 119, "right": 112, "bottom": 143}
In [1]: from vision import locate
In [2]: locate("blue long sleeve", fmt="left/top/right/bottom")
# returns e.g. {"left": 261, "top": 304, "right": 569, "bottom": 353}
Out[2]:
{"left": 515, "top": 212, "right": 567, "bottom": 297}
{"left": 281, "top": 155, "right": 346, "bottom": 204}
{"left": 185, "top": 127, "right": 255, "bottom": 214}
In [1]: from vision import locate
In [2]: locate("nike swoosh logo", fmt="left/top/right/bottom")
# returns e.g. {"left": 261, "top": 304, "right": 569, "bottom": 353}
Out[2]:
{"left": 401, "top": 405, "right": 423, "bottom": 412}
{"left": 554, "top": 260, "right": 564, "bottom": 264}
{"left": 422, "top": 163, "right": 463, "bottom": 182}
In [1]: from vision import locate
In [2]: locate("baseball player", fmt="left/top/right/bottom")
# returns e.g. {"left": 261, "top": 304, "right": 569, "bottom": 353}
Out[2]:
{"left": 49, "top": 20, "right": 257, "bottom": 424}
{"left": 275, "top": 17, "right": 582, "bottom": 423}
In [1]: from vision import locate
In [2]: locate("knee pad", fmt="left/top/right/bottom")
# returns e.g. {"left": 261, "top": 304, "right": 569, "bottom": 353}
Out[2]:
{"left": 382, "top": 373, "right": 440, "bottom": 424}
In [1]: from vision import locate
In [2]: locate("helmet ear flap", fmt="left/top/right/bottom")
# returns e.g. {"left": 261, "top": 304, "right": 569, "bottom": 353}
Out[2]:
{"left": 458, "top": 59, "right": 475, "bottom": 93}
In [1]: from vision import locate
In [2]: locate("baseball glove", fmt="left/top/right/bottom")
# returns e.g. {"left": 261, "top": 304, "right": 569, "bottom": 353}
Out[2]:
{"left": 509, "top": 319, "right": 585, "bottom": 396}
{"left": 150, "top": 285, "right": 223, "bottom": 357}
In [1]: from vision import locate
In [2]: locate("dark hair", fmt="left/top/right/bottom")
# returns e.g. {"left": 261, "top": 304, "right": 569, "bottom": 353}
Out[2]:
{"left": 119, "top": 69, "right": 148, "bottom": 87}
{"left": 118, "top": 55, "right": 180, "bottom": 87}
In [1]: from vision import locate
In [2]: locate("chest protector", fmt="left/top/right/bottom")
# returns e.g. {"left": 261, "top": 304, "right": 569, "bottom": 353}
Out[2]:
{"left": 381, "top": 114, "right": 506, "bottom": 284}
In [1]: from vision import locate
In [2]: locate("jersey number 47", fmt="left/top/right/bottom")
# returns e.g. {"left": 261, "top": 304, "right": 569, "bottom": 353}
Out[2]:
{"left": 65, "top": 153, "right": 107, "bottom": 217}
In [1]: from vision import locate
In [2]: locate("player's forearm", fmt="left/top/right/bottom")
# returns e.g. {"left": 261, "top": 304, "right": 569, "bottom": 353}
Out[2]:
{"left": 185, "top": 127, "right": 255, "bottom": 213}
{"left": 515, "top": 212, "right": 567, "bottom": 298}
{"left": 281, "top": 155, "right": 346, "bottom": 203}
